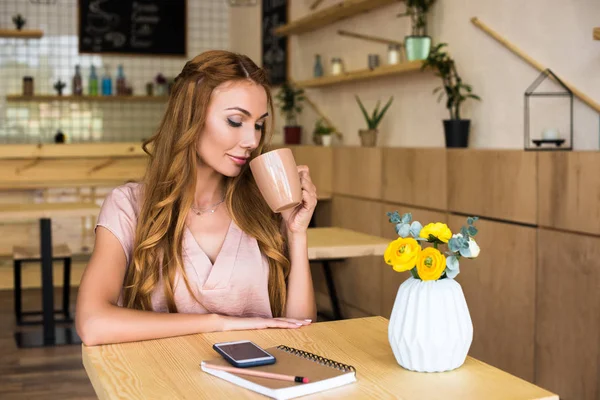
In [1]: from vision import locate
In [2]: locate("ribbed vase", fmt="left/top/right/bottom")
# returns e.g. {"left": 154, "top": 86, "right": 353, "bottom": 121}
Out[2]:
{"left": 388, "top": 277, "right": 473, "bottom": 372}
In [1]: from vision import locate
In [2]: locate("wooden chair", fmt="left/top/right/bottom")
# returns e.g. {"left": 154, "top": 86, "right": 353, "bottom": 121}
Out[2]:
{"left": 12, "top": 244, "right": 72, "bottom": 325}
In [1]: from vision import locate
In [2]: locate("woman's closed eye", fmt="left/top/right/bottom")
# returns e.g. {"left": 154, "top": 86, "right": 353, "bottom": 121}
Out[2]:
{"left": 227, "top": 118, "right": 264, "bottom": 131}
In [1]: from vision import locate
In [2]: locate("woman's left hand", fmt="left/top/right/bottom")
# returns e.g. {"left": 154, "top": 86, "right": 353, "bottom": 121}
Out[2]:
{"left": 281, "top": 165, "right": 318, "bottom": 236}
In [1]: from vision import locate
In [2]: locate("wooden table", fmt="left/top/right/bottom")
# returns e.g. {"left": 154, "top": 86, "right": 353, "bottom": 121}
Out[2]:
{"left": 307, "top": 227, "right": 388, "bottom": 320}
{"left": 82, "top": 316, "right": 558, "bottom": 400}
{"left": 0, "top": 202, "right": 100, "bottom": 348}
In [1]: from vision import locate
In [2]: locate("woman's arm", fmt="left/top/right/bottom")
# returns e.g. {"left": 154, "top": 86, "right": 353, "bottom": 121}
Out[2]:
{"left": 76, "top": 227, "right": 309, "bottom": 346}
{"left": 281, "top": 165, "right": 318, "bottom": 321}
{"left": 284, "top": 231, "right": 317, "bottom": 320}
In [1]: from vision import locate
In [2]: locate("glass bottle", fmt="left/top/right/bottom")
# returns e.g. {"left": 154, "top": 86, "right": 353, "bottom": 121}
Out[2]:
{"left": 388, "top": 44, "right": 401, "bottom": 65}
{"left": 101, "top": 66, "right": 112, "bottom": 96}
{"left": 88, "top": 65, "right": 98, "bottom": 96}
{"left": 331, "top": 58, "right": 343, "bottom": 75}
{"left": 116, "top": 64, "right": 126, "bottom": 95}
{"left": 72, "top": 65, "right": 83, "bottom": 96}
{"left": 313, "top": 54, "right": 323, "bottom": 78}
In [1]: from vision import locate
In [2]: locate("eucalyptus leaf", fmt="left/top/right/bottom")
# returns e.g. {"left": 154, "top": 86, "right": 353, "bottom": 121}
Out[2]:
{"left": 446, "top": 255, "right": 459, "bottom": 270}
{"left": 401, "top": 213, "right": 412, "bottom": 224}
{"left": 445, "top": 266, "right": 459, "bottom": 279}
{"left": 467, "top": 226, "right": 478, "bottom": 236}
{"left": 396, "top": 223, "right": 410, "bottom": 238}
{"left": 448, "top": 237, "right": 460, "bottom": 252}
{"left": 459, "top": 245, "right": 472, "bottom": 258}
{"left": 409, "top": 221, "right": 423, "bottom": 238}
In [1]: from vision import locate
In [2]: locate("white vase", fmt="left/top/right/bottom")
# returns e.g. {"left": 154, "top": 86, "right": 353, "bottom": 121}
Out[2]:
{"left": 388, "top": 277, "right": 473, "bottom": 372}
{"left": 320, "top": 135, "right": 332, "bottom": 146}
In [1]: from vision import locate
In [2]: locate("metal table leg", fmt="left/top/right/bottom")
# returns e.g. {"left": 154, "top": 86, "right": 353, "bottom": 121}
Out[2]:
{"left": 14, "top": 218, "right": 80, "bottom": 348}
{"left": 317, "top": 259, "right": 344, "bottom": 321}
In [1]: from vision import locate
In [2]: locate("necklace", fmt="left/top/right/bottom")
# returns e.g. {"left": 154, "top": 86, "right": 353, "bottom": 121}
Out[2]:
{"left": 191, "top": 197, "right": 225, "bottom": 216}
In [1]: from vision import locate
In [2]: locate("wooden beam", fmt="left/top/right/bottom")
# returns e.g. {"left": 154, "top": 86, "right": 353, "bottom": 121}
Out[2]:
{"left": 471, "top": 17, "right": 600, "bottom": 114}
{"left": 338, "top": 29, "right": 403, "bottom": 46}
{"left": 594, "top": 27, "right": 600, "bottom": 40}
{"left": 275, "top": 0, "right": 403, "bottom": 36}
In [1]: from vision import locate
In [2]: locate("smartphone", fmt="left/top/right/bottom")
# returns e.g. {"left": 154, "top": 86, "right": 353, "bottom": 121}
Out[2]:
{"left": 212, "top": 340, "right": 276, "bottom": 368}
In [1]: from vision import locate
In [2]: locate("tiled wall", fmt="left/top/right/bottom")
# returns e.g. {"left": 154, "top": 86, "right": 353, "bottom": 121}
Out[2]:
{"left": 0, "top": 0, "right": 229, "bottom": 143}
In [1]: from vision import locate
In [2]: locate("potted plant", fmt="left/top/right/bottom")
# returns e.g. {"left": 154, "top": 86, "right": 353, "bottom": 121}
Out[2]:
{"left": 385, "top": 212, "right": 481, "bottom": 372}
{"left": 355, "top": 95, "right": 394, "bottom": 147}
{"left": 313, "top": 118, "right": 335, "bottom": 146}
{"left": 275, "top": 82, "right": 305, "bottom": 145}
{"left": 421, "top": 43, "right": 480, "bottom": 148}
{"left": 398, "top": 0, "right": 436, "bottom": 61}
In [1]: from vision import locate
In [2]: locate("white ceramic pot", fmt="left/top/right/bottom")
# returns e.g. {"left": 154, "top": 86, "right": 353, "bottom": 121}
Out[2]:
{"left": 388, "top": 277, "right": 473, "bottom": 372}
{"left": 320, "top": 134, "right": 332, "bottom": 146}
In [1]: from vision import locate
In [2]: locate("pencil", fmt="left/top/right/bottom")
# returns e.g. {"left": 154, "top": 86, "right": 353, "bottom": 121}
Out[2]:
{"left": 202, "top": 362, "right": 310, "bottom": 383}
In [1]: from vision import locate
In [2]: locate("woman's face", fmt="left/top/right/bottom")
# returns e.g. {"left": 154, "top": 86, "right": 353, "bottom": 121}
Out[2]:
{"left": 197, "top": 80, "right": 268, "bottom": 177}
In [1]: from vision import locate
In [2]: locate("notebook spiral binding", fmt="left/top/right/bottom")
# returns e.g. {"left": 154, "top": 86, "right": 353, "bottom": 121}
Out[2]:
{"left": 276, "top": 345, "right": 356, "bottom": 373}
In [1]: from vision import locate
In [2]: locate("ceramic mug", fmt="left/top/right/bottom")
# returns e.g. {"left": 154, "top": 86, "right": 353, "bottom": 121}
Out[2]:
{"left": 249, "top": 148, "right": 302, "bottom": 213}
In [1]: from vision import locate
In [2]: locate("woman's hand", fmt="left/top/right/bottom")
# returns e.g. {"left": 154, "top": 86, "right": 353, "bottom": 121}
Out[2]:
{"left": 221, "top": 316, "right": 312, "bottom": 331}
{"left": 281, "top": 165, "right": 318, "bottom": 236}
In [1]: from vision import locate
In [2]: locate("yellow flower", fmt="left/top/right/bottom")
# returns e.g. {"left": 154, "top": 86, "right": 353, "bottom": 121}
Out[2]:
{"left": 416, "top": 247, "right": 446, "bottom": 281}
{"left": 384, "top": 237, "right": 421, "bottom": 272}
{"left": 420, "top": 222, "right": 452, "bottom": 243}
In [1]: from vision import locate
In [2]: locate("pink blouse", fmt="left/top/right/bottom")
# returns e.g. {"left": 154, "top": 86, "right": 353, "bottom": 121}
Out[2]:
{"left": 95, "top": 183, "right": 272, "bottom": 318}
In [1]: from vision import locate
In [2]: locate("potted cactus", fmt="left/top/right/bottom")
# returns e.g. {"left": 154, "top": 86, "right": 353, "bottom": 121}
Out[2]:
{"left": 275, "top": 82, "right": 305, "bottom": 144}
{"left": 355, "top": 95, "right": 394, "bottom": 147}
{"left": 12, "top": 14, "right": 26, "bottom": 30}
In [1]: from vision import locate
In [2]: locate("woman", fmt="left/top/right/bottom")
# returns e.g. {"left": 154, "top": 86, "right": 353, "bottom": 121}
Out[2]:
{"left": 76, "top": 51, "right": 317, "bottom": 346}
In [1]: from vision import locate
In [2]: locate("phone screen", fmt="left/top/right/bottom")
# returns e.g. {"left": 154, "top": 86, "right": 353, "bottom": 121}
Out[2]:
{"left": 217, "top": 342, "right": 272, "bottom": 361}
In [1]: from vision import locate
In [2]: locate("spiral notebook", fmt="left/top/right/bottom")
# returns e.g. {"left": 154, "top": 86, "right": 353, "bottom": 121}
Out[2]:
{"left": 200, "top": 345, "right": 357, "bottom": 400}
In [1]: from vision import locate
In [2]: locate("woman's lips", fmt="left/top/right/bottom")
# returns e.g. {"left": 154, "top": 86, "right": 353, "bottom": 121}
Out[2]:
{"left": 227, "top": 154, "right": 248, "bottom": 165}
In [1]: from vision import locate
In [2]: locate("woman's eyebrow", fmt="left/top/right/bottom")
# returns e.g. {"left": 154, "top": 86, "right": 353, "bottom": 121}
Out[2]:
{"left": 225, "top": 107, "right": 269, "bottom": 119}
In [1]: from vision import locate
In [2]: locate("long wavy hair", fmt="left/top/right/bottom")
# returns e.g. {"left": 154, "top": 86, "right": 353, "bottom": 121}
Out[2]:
{"left": 122, "top": 50, "right": 289, "bottom": 317}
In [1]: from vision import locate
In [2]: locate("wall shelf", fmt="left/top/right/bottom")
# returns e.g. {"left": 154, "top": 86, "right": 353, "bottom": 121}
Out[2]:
{"left": 274, "top": 0, "right": 403, "bottom": 36}
{"left": 6, "top": 95, "right": 168, "bottom": 103}
{"left": 0, "top": 29, "right": 44, "bottom": 39}
{"left": 594, "top": 27, "right": 600, "bottom": 40}
{"left": 296, "top": 60, "right": 423, "bottom": 88}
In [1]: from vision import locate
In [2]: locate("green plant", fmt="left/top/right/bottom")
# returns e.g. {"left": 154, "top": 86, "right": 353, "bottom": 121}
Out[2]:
{"left": 398, "top": 0, "right": 436, "bottom": 36}
{"left": 355, "top": 95, "right": 394, "bottom": 130}
{"left": 12, "top": 14, "right": 26, "bottom": 30}
{"left": 421, "top": 43, "right": 480, "bottom": 120}
{"left": 275, "top": 82, "right": 305, "bottom": 126}
{"left": 313, "top": 118, "right": 335, "bottom": 136}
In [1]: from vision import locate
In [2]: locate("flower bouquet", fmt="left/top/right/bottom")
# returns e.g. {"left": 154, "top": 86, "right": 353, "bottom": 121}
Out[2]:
{"left": 384, "top": 212, "right": 481, "bottom": 372}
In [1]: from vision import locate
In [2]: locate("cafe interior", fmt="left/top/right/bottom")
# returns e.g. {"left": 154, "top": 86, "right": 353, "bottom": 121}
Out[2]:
{"left": 0, "top": 0, "right": 598, "bottom": 399}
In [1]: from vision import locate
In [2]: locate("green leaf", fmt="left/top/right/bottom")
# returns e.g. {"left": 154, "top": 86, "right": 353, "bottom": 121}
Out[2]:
{"left": 372, "top": 96, "right": 394, "bottom": 128}
{"left": 355, "top": 95, "right": 372, "bottom": 126}
{"left": 371, "top": 100, "right": 381, "bottom": 121}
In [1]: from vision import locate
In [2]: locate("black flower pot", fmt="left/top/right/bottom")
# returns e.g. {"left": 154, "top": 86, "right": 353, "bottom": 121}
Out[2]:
{"left": 443, "top": 120, "right": 470, "bottom": 148}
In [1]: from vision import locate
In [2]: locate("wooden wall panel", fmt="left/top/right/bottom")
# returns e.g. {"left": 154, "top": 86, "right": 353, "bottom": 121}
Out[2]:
{"left": 536, "top": 229, "right": 600, "bottom": 400}
{"left": 449, "top": 216, "right": 536, "bottom": 383}
{"left": 538, "top": 152, "right": 600, "bottom": 236}
{"left": 447, "top": 150, "right": 537, "bottom": 224}
{"left": 289, "top": 146, "right": 333, "bottom": 195}
{"left": 328, "top": 195, "right": 384, "bottom": 316}
{"left": 333, "top": 147, "right": 382, "bottom": 199}
{"left": 382, "top": 148, "right": 447, "bottom": 211}
{"left": 380, "top": 205, "right": 448, "bottom": 318}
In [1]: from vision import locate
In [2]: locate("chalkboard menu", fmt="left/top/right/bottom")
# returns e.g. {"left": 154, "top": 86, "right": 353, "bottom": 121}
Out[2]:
{"left": 78, "top": 0, "right": 187, "bottom": 56}
{"left": 262, "top": 0, "right": 288, "bottom": 85}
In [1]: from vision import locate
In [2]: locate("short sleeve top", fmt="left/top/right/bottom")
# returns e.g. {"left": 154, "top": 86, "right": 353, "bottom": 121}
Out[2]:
{"left": 95, "top": 183, "right": 272, "bottom": 318}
